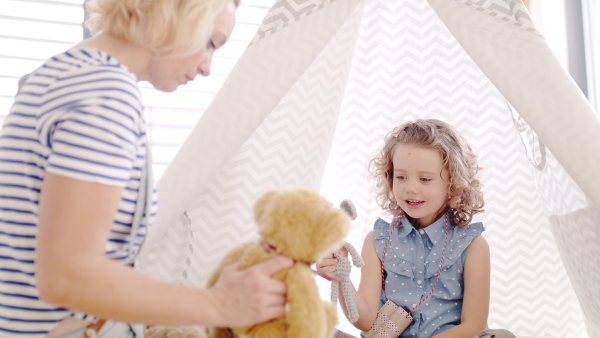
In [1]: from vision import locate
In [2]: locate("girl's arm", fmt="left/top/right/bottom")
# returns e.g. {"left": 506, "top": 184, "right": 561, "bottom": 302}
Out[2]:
{"left": 431, "top": 235, "right": 490, "bottom": 338}
{"left": 36, "top": 173, "right": 293, "bottom": 327}
{"left": 334, "top": 231, "right": 384, "bottom": 331}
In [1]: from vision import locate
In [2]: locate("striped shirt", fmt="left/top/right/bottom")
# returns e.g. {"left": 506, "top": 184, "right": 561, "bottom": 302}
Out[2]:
{"left": 0, "top": 48, "right": 158, "bottom": 336}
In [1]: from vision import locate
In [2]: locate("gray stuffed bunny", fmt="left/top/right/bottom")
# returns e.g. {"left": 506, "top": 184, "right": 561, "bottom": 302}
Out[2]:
{"left": 330, "top": 241, "right": 364, "bottom": 323}
{"left": 330, "top": 200, "right": 364, "bottom": 323}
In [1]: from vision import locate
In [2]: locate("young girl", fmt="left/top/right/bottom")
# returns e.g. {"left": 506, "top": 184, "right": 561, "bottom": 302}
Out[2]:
{"left": 318, "top": 119, "right": 490, "bottom": 337}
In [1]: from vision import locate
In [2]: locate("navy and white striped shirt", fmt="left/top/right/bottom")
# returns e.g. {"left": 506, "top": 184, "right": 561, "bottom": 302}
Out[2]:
{"left": 0, "top": 48, "right": 158, "bottom": 336}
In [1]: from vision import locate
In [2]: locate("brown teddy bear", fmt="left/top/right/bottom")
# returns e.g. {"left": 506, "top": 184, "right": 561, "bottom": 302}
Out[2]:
{"left": 205, "top": 187, "right": 350, "bottom": 338}
{"left": 145, "top": 325, "right": 208, "bottom": 338}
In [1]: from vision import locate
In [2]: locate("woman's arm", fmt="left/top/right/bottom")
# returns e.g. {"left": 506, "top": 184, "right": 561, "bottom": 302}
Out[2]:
{"left": 431, "top": 235, "right": 490, "bottom": 338}
{"left": 335, "top": 232, "right": 383, "bottom": 331}
{"left": 36, "top": 173, "right": 292, "bottom": 327}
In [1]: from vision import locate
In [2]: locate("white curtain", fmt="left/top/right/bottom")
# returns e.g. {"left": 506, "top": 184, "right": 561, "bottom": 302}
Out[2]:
{"left": 138, "top": 1, "right": 600, "bottom": 336}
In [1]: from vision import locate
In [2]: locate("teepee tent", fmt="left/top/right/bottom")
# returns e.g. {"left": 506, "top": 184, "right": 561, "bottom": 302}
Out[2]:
{"left": 137, "top": 0, "right": 600, "bottom": 336}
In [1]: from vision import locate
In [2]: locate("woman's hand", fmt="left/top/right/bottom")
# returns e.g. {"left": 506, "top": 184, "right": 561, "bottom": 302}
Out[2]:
{"left": 209, "top": 256, "right": 293, "bottom": 327}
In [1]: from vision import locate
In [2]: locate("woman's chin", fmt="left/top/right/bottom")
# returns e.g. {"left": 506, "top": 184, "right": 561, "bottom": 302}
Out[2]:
{"left": 151, "top": 81, "right": 179, "bottom": 93}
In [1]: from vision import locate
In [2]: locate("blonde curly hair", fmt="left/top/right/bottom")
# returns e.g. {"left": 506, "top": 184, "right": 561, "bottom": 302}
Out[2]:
{"left": 369, "top": 119, "right": 484, "bottom": 227}
{"left": 85, "top": 0, "right": 240, "bottom": 57}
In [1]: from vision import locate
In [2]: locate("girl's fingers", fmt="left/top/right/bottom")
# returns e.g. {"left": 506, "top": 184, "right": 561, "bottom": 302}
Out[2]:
{"left": 319, "top": 270, "right": 341, "bottom": 282}
{"left": 340, "top": 247, "right": 349, "bottom": 257}
{"left": 316, "top": 257, "right": 337, "bottom": 269}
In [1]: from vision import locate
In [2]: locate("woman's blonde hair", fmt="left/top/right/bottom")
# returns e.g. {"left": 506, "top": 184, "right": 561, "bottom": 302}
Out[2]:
{"left": 85, "top": 0, "right": 240, "bottom": 57}
{"left": 369, "top": 119, "right": 484, "bottom": 227}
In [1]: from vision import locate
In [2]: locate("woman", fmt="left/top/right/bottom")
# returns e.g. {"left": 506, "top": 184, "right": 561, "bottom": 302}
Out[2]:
{"left": 0, "top": 0, "right": 292, "bottom": 336}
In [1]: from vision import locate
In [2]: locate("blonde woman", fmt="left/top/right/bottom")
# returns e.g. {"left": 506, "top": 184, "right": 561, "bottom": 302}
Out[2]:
{"left": 0, "top": 0, "right": 292, "bottom": 336}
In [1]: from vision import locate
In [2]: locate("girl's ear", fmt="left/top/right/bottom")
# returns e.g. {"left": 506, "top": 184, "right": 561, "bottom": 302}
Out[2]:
{"left": 445, "top": 181, "right": 452, "bottom": 204}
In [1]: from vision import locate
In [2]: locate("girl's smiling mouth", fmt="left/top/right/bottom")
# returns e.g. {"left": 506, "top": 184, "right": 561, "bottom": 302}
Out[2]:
{"left": 405, "top": 199, "right": 424, "bottom": 208}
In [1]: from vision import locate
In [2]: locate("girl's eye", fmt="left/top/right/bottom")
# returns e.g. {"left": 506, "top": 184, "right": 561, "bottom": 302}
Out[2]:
{"left": 396, "top": 175, "right": 406, "bottom": 180}
{"left": 207, "top": 40, "right": 216, "bottom": 50}
{"left": 420, "top": 178, "right": 432, "bottom": 182}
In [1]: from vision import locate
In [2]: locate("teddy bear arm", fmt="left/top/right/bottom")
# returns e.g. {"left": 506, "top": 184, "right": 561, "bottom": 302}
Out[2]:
{"left": 285, "top": 264, "right": 337, "bottom": 338}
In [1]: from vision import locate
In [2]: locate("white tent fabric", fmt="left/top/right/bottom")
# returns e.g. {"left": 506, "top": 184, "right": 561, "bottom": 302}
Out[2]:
{"left": 137, "top": 0, "right": 600, "bottom": 337}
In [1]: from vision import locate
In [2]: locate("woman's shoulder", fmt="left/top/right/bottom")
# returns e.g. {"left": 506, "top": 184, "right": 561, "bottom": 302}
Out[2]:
{"left": 36, "top": 47, "right": 139, "bottom": 95}
{"left": 34, "top": 47, "right": 144, "bottom": 122}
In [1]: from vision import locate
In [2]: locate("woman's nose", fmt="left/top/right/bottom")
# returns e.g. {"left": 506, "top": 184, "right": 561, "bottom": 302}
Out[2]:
{"left": 198, "top": 52, "right": 214, "bottom": 77}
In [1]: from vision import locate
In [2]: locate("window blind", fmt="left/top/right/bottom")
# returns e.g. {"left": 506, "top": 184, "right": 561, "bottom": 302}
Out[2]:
{"left": 0, "top": 0, "right": 275, "bottom": 180}
{"left": 0, "top": 0, "right": 84, "bottom": 125}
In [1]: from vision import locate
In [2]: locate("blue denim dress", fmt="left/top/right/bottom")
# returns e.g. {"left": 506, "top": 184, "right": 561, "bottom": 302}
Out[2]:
{"left": 372, "top": 214, "right": 484, "bottom": 338}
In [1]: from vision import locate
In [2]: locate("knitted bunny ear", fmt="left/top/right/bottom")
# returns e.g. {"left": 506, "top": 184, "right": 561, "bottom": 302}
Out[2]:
{"left": 340, "top": 199, "right": 357, "bottom": 220}
{"left": 343, "top": 242, "right": 364, "bottom": 268}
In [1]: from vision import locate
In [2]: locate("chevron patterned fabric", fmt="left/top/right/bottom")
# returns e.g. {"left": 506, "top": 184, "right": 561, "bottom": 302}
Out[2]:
{"left": 251, "top": 0, "right": 340, "bottom": 43}
{"left": 455, "top": 0, "right": 540, "bottom": 34}
{"left": 137, "top": 0, "right": 363, "bottom": 288}
{"left": 137, "top": 0, "right": 598, "bottom": 337}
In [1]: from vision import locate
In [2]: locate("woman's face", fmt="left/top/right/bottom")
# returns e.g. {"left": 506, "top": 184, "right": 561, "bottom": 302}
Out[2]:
{"left": 146, "top": 1, "right": 237, "bottom": 92}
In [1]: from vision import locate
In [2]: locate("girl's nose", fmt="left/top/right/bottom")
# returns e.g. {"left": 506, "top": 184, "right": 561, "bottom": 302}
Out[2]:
{"left": 405, "top": 179, "right": 419, "bottom": 194}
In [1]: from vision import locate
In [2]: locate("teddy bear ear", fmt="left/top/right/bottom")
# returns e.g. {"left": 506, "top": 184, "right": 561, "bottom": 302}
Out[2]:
{"left": 253, "top": 190, "right": 276, "bottom": 224}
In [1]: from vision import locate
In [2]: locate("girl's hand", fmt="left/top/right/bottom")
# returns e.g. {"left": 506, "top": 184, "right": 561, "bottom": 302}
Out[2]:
{"left": 316, "top": 247, "right": 348, "bottom": 281}
{"left": 316, "top": 254, "right": 337, "bottom": 281}
{"left": 209, "top": 256, "right": 293, "bottom": 327}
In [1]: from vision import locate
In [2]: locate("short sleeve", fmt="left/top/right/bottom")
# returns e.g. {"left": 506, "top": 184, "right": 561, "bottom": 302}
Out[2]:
{"left": 373, "top": 218, "right": 393, "bottom": 260}
{"left": 38, "top": 66, "right": 143, "bottom": 186}
{"left": 430, "top": 222, "right": 485, "bottom": 276}
{"left": 373, "top": 218, "right": 391, "bottom": 241}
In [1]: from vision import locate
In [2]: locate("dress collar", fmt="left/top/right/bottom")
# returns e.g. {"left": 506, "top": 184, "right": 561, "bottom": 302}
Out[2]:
{"left": 396, "top": 212, "right": 448, "bottom": 244}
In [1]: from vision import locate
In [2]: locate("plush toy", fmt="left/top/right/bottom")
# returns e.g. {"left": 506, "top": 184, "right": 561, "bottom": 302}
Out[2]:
{"left": 330, "top": 199, "right": 364, "bottom": 324}
{"left": 145, "top": 325, "right": 208, "bottom": 338}
{"left": 330, "top": 241, "right": 364, "bottom": 323}
{"left": 338, "top": 199, "right": 357, "bottom": 221}
{"left": 205, "top": 188, "right": 351, "bottom": 338}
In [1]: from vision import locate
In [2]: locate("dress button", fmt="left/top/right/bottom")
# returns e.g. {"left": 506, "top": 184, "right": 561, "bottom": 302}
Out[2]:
{"left": 419, "top": 229, "right": 425, "bottom": 235}
{"left": 417, "top": 280, "right": 422, "bottom": 285}
{"left": 412, "top": 303, "right": 417, "bottom": 308}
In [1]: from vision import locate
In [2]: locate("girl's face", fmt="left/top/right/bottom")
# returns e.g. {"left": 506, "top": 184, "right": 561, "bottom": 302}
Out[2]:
{"left": 145, "top": 0, "right": 236, "bottom": 92}
{"left": 392, "top": 144, "right": 450, "bottom": 227}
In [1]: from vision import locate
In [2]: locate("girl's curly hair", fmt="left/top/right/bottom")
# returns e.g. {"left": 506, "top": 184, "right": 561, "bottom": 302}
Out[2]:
{"left": 369, "top": 119, "right": 484, "bottom": 227}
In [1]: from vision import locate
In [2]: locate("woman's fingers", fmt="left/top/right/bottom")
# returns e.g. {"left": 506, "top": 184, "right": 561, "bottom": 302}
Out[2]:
{"left": 210, "top": 256, "right": 293, "bottom": 327}
{"left": 252, "top": 256, "right": 294, "bottom": 277}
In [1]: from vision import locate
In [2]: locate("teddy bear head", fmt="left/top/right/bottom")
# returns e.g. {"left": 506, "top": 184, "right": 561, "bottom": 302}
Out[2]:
{"left": 253, "top": 188, "right": 350, "bottom": 263}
